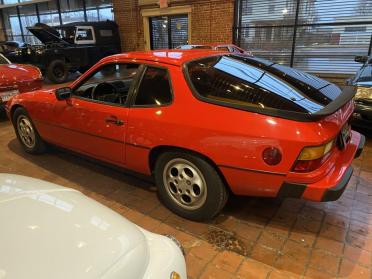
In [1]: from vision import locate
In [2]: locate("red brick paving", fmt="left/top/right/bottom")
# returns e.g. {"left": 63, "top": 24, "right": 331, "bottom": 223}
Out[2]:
{"left": 1, "top": 97, "right": 372, "bottom": 278}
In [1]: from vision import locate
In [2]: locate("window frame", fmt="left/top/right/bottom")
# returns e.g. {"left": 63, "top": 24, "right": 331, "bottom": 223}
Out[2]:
{"left": 128, "top": 64, "right": 174, "bottom": 109}
{"left": 74, "top": 26, "right": 96, "bottom": 45}
{"left": 71, "top": 62, "right": 144, "bottom": 108}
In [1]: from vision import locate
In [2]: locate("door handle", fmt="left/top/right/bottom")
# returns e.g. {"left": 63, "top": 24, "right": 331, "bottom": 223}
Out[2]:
{"left": 105, "top": 116, "right": 124, "bottom": 126}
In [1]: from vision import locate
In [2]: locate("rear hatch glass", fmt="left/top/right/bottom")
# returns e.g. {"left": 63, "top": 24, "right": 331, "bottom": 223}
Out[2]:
{"left": 185, "top": 55, "right": 353, "bottom": 121}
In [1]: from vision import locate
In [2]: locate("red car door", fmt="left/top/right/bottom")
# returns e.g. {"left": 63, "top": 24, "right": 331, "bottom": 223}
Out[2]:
{"left": 50, "top": 63, "right": 141, "bottom": 166}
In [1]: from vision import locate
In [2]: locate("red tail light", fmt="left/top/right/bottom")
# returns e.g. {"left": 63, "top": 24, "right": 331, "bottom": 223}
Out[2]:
{"left": 292, "top": 140, "right": 334, "bottom": 173}
{"left": 292, "top": 152, "right": 332, "bottom": 172}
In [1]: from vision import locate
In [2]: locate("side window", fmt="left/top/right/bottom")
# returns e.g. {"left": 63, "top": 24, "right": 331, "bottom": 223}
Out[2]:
{"left": 75, "top": 27, "right": 95, "bottom": 43}
{"left": 73, "top": 63, "right": 140, "bottom": 105}
{"left": 99, "top": 29, "right": 113, "bottom": 37}
{"left": 134, "top": 67, "right": 172, "bottom": 106}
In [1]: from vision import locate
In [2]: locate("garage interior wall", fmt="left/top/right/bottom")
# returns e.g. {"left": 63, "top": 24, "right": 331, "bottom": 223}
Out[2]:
{"left": 112, "top": 0, "right": 234, "bottom": 52}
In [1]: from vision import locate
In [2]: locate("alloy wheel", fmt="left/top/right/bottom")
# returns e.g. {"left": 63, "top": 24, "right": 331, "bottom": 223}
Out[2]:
{"left": 17, "top": 116, "right": 36, "bottom": 149}
{"left": 163, "top": 158, "right": 207, "bottom": 210}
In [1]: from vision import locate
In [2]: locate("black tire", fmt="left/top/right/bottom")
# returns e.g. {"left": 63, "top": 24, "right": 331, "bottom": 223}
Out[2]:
{"left": 46, "top": 59, "right": 69, "bottom": 84}
{"left": 12, "top": 107, "right": 47, "bottom": 154}
{"left": 154, "top": 151, "right": 228, "bottom": 221}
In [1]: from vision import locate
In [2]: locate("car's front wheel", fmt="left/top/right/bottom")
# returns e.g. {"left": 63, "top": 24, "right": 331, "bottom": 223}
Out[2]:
{"left": 154, "top": 151, "right": 228, "bottom": 221}
{"left": 13, "top": 107, "right": 47, "bottom": 154}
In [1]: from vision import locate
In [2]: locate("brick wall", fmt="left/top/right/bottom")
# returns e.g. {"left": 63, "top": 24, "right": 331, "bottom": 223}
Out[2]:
{"left": 113, "top": 0, "right": 234, "bottom": 52}
{"left": 0, "top": 14, "right": 6, "bottom": 41}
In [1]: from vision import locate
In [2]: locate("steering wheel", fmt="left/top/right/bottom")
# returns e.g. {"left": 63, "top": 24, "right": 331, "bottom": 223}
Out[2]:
{"left": 91, "top": 82, "right": 118, "bottom": 101}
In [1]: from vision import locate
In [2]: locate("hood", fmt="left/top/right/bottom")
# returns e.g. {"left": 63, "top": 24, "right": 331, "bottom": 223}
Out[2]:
{"left": 0, "top": 64, "right": 41, "bottom": 90}
{"left": 27, "top": 23, "right": 67, "bottom": 45}
{"left": 0, "top": 174, "right": 149, "bottom": 279}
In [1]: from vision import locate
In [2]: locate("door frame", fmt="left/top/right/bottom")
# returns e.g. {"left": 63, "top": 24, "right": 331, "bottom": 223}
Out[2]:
{"left": 141, "top": 6, "right": 192, "bottom": 50}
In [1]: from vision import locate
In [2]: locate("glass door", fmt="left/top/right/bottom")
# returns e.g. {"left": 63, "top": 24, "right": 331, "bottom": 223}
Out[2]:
{"left": 149, "top": 14, "right": 188, "bottom": 50}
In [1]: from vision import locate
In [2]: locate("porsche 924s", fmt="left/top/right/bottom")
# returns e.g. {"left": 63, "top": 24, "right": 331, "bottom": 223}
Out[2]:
{"left": 6, "top": 50, "right": 365, "bottom": 220}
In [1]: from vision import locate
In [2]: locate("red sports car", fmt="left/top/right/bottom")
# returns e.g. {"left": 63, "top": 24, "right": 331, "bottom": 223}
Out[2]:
{"left": 6, "top": 50, "right": 364, "bottom": 221}
{"left": 0, "top": 53, "right": 42, "bottom": 107}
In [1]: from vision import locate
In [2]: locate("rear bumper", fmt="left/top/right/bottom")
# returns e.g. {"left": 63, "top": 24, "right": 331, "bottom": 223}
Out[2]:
{"left": 279, "top": 132, "right": 365, "bottom": 202}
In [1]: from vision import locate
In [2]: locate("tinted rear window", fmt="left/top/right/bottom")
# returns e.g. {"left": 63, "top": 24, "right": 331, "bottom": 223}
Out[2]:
{"left": 186, "top": 55, "right": 327, "bottom": 114}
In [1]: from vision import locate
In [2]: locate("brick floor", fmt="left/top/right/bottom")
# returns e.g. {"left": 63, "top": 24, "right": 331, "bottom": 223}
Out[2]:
{"left": 1, "top": 109, "right": 372, "bottom": 278}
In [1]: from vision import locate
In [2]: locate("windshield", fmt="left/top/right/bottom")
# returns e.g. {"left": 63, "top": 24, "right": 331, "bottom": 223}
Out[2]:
{"left": 354, "top": 63, "right": 372, "bottom": 86}
{"left": 185, "top": 55, "right": 329, "bottom": 114}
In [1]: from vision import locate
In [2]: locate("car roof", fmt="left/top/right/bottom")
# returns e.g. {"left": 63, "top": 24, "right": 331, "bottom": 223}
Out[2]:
{"left": 102, "top": 49, "right": 227, "bottom": 66}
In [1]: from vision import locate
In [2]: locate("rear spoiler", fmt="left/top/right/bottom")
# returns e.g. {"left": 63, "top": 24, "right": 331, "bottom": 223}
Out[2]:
{"left": 272, "top": 86, "right": 356, "bottom": 122}
{"left": 190, "top": 86, "right": 356, "bottom": 123}
{"left": 311, "top": 86, "right": 356, "bottom": 120}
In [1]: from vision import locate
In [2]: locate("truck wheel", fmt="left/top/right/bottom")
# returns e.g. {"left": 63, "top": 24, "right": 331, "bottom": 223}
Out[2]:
{"left": 12, "top": 107, "right": 47, "bottom": 154}
{"left": 47, "top": 60, "right": 69, "bottom": 84}
{"left": 154, "top": 151, "right": 228, "bottom": 221}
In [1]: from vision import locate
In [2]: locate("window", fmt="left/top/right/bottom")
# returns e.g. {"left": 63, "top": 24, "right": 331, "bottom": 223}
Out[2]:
{"left": 344, "top": 26, "right": 367, "bottom": 33}
{"left": 99, "top": 29, "right": 113, "bottom": 37}
{"left": 74, "top": 63, "right": 140, "bottom": 105}
{"left": 355, "top": 64, "right": 372, "bottom": 84}
{"left": 135, "top": 67, "right": 172, "bottom": 106}
{"left": 1, "top": 0, "right": 113, "bottom": 44}
{"left": 76, "top": 28, "right": 94, "bottom": 41}
{"left": 186, "top": 55, "right": 323, "bottom": 113}
{"left": 269, "top": 3, "right": 275, "bottom": 13}
{"left": 150, "top": 15, "right": 188, "bottom": 50}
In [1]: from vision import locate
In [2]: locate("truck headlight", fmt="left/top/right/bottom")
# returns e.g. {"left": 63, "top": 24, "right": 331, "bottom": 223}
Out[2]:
{"left": 355, "top": 87, "right": 372, "bottom": 100}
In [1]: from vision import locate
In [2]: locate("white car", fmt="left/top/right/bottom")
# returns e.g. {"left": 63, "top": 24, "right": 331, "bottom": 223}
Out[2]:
{"left": 0, "top": 174, "right": 186, "bottom": 279}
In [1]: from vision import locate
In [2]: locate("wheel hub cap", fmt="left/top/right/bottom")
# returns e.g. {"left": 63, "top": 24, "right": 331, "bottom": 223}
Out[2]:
{"left": 17, "top": 116, "right": 36, "bottom": 149}
{"left": 163, "top": 158, "right": 207, "bottom": 210}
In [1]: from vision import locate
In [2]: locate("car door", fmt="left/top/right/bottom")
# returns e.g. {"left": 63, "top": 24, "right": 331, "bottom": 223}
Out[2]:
{"left": 125, "top": 65, "right": 174, "bottom": 174}
{"left": 52, "top": 63, "right": 141, "bottom": 166}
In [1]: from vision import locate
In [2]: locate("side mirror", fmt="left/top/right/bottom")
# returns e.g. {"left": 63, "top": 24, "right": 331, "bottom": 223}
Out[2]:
{"left": 55, "top": 87, "right": 72, "bottom": 101}
{"left": 354, "top": 55, "right": 368, "bottom": 64}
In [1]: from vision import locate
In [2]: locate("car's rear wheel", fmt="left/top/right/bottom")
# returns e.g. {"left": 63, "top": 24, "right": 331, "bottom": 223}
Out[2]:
{"left": 13, "top": 107, "right": 47, "bottom": 154}
{"left": 154, "top": 151, "right": 228, "bottom": 221}
{"left": 47, "top": 60, "right": 69, "bottom": 84}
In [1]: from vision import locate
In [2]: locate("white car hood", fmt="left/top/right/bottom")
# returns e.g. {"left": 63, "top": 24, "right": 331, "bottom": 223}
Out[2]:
{"left": 0, "top": 174, "right": 149, "bottom": 279}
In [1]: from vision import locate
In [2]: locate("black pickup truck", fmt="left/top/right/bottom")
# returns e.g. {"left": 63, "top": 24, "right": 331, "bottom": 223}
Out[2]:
{"left": 5, "top": 20, "right": 121, "bottom": 84}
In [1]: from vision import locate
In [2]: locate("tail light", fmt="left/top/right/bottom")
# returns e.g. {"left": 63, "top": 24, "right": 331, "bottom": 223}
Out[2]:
{"left": 292, "top": 140, "right": 334, "bottom": 172}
